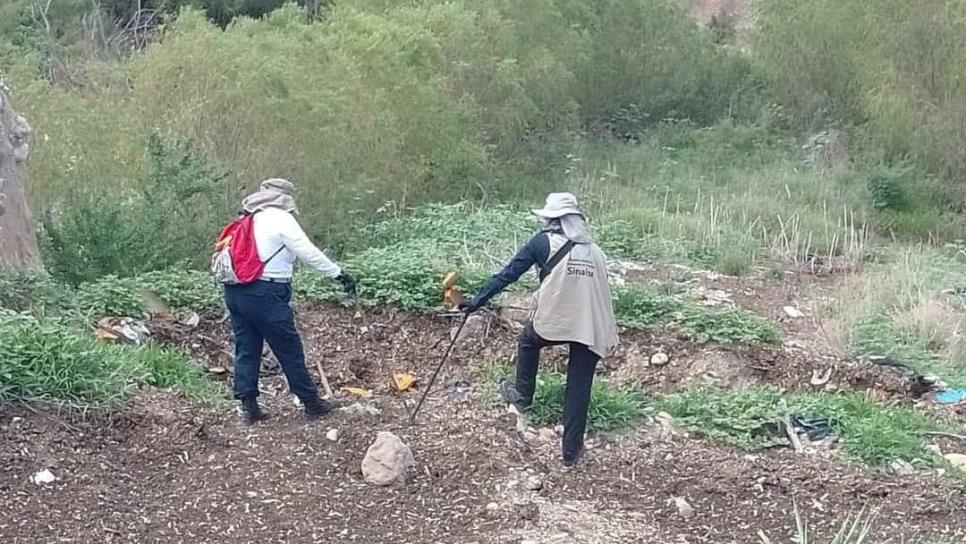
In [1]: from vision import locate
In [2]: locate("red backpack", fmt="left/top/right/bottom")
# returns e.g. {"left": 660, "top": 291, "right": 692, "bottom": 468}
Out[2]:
{"left": 210, "top": 213, "right": 282, "bottom": 284}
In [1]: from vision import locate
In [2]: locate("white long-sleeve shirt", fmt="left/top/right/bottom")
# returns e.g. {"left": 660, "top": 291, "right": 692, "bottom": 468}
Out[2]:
{"left": 252, "top": 208, "right": 342, "bottom": 280}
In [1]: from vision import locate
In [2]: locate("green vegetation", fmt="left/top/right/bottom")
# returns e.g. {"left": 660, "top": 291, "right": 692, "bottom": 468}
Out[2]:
{"left": 614, "top": 285, "right": 779, "bottom": 344}
{"left": 10, "top": 202, "right": 783, "bottom": 348}
{"left": 485, "top": 364, "right": 648, "bottom": 434}
{"left": 563, "top": 124, "right": 872, "bottom": 274}
{"left": 529, "top": 372, "right": 648, "bottom": 433}
{"left": 41, "top": 134, "right": 229, "bottom": 285}
{"left": 832, "top": 248, "right": 966, "bottom": 387}
{"left": 4, "top": 0, "right": 752, "bottom": 270}
{"left": 756, "top": 0, "right": 966, "bottom": 202}
{"left": 660, "top": 385, "right": 945, "bottom": 468}
{"left": 0, "top": 0, "right": 963, "bottom": 463}
{"left": 0, "top": 310, "right": 220, "bottom": 410}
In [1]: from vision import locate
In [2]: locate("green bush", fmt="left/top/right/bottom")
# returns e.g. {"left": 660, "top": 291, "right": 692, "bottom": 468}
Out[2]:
{"left": 569, "top": 0, "right": 757, "bottom": 132}
{"left": 755, "top": 0, "right": 966, "bottom": 209}
{"left": 8, "top": 0, "right": 759, "bottom": 257}
{"left": 866, "top": 162, "right": 913, "bottom": 212}
{"left": 40, "top": 134, "right": 230, "bottom": 285}
{"left": 0, "top": 272, "right": 81, "bottom": 319}
{"left": 76, "top": 270, "right": 223, "bottom": 318}
{"left": 0, "top": 311, "right": 220, "bottom": 409}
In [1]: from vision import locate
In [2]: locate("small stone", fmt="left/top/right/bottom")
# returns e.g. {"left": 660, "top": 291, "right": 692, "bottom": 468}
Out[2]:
{"left": 944, "top": 453, "right": 966, "bottom": 470}
{"left": 783, "top": 306, "right": 804, "bottom": 318}
{"left": 673, "top": 497, "right": 694, "bottom": 519}
{"left": 326, "top": 429, "right": 340, "bottom": 442}
{"left": 525, "top": 476, "right": 543, "bottom": 491}
{"left": 181, "top": 311, "right": 201, "bottom": 327}
{"left": 537, "top": 428, "right": 556, "bottom": 442}
{"left": 361, "top": 432, "right": 415, "bottom": 486}
{"left": 890, "top": 459, "right": 916, "bottom": 476}
{"left": 926, "top": 444, "right": 943, "bottom": 456}
{"left": 31, "top": 469, "right": 56, "bottom": 485}
{"left": 245, "top": 491, "right": 257, "bottom": 498}
{"left": 655, "top": 411, "right": 674, "bottom": 434}
{"left": 649, "top": 352, "right": 669, "bottom": 366}
{"left": 553, "top": 424, "right": 564, "bottom": 435}
{"left": 11, "top": 416, "right": 22, "bottom": 425}
{"left": 486, "top": 502, "right": 499, "bottom": 512}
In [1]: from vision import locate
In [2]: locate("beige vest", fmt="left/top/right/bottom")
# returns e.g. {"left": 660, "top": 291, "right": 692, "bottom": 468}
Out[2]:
{"left": 531, "top": 233, "right": 619, "bottom": 358}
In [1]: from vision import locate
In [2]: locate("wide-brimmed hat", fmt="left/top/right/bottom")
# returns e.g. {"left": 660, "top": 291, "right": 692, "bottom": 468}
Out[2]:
{"left": 242, "top": 178, "right": 298, "bottom": 214}
{"left": 530, "top": 192, "right": 584, "bottom": 220}
{"left": 259, "top": 178, "right": 296, "bottom": 196}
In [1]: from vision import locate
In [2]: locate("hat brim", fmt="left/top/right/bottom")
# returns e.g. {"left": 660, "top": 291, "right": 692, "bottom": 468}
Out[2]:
{"left": 531, "top": 207, "right": 584, "bottom": 219}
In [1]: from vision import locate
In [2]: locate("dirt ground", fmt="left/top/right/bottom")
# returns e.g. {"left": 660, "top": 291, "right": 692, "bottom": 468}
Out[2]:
{"left": 3, "top": 273, "right": 966, "bottom": 543}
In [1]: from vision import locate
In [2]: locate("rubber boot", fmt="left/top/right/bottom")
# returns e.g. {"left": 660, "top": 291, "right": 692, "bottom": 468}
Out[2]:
{"left": 240, "top": 397, "right": 269, "bottom": 426}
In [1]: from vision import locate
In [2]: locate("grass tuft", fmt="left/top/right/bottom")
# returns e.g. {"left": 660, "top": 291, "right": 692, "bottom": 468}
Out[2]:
{"left": 614, "top": 286, "right": 779, "bottom": 344}
{"left": 660, "top": 385, "right": 943, "bottom": 468}
{"left": 0, "top": 311, "right": 222, "bottom": 411}
{"left": 485, "top": 364, "right": 648, "bottom": 433}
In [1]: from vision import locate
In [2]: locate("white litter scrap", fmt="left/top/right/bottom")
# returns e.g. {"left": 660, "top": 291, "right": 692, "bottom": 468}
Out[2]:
{"left": 32, "top": 469, "right": 56, "bottom": 485}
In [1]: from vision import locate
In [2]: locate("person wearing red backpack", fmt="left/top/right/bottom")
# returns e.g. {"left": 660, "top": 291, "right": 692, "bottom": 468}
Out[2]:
{"left": 215, "top": 178, "right": 356, "bottom": 425}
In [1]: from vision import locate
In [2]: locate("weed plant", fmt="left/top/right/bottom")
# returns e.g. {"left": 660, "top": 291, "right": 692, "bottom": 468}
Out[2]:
{"left": 485, "top": 364, "right": 648, "bottom": 434}
{"left": 660, "top": 385, "right": 944, "bottom": 468}
{"left": 0, "top": 311, "right": 221, "bottom": 410}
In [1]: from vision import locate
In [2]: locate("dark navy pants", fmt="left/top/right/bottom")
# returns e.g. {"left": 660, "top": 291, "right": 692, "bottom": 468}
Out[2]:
{"left": 516, "top": 323, "right": 600, "bottom": 462}
{"left": 224, "top": 281, "right": 318, "bottom": 401}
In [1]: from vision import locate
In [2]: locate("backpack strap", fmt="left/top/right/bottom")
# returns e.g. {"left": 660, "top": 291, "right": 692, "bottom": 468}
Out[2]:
{"left": 539, "top": 239, "right": 576, "bottom": 279}
{"left": 264, "top": 245, "right": 284, "bottom": 264}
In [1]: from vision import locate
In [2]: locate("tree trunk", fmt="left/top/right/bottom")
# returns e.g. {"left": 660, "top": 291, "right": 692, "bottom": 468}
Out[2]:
{"left": 305, "top": 0, "right": 321, "bottom": 20}
{"left": 0, "top": 85, "right": 42, "bottom": 271}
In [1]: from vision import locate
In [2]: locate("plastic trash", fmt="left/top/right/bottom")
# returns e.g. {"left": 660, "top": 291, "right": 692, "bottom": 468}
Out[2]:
{"left": 790, "top": 415, "right": 833, "bottom": 441}
{"left": 935, "top": 388, "right": 966, "bottom": 405}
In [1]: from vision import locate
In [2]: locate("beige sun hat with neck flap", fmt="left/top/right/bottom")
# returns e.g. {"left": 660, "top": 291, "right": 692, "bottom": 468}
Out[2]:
{"left": 530, "top": 192, "right": 585, "bottom": 220}
{"left": 242, "top": 177, "right": 299, "bottom": 214}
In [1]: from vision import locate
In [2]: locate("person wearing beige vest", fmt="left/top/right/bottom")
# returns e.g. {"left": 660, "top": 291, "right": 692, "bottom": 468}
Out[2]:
{"left": 460, "top": 193, "right": 619, "bottom": 467}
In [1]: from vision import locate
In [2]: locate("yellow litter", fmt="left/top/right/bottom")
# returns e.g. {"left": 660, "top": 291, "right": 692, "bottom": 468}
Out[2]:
{"left": 392, "top": 373, "right": 416, "bottom": 392}
{"left": 341, "top": 386, "right": 372, "bottom": 398}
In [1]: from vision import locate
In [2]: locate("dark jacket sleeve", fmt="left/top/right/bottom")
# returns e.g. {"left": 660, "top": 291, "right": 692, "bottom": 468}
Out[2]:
{"left": 471, "top": 233, "right": 550, "bottom": 308}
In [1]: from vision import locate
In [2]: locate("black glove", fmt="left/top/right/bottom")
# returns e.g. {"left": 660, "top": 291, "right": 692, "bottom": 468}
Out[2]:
{"left": 337, "top": 272, "right": 357, "bottom": 296}
{"left": 458, "top": 297, "right": 482, "bottom": 314}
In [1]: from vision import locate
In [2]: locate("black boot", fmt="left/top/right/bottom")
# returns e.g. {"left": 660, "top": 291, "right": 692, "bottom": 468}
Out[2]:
{"left": 562, "top": 444, "right": 584, "bottom": 469}
{"left": 240, "top": 397, "right": 269, "bottom": 426}
{"left": 302, "top": 396, "right": 337, "bottom": 421}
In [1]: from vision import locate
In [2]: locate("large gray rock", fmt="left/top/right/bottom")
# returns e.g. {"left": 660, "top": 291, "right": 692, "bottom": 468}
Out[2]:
{"left": 361, "top": 432, "right": 415, "bottom": 486}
